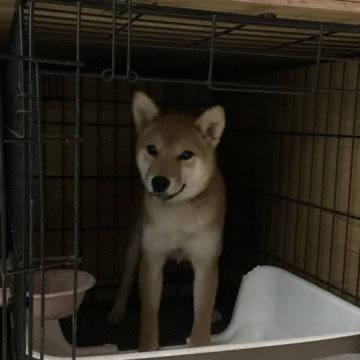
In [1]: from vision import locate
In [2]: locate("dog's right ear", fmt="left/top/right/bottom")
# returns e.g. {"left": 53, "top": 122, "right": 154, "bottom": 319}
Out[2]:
{"left": 132, "top": 92, "right": 159, "bottom": 134}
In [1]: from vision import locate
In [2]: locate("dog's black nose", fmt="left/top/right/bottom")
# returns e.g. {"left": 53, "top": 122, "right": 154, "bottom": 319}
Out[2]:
{"left": 152, "top": 176, "right": 170, "bottom": 193}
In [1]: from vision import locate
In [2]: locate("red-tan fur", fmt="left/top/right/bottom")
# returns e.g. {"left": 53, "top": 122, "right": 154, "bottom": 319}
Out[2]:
{"left": 109, "top": 92, "right": 226, "bottom": 351}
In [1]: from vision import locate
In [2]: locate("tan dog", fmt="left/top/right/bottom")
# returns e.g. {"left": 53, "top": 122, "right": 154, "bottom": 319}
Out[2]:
{"left": 108, "top": 92, "right": 226, "bottom": 351}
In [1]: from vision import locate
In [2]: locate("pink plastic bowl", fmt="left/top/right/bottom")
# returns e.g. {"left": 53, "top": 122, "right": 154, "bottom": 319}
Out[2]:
{"left": 32, "top": 269, "right": 95, "bottom": 320}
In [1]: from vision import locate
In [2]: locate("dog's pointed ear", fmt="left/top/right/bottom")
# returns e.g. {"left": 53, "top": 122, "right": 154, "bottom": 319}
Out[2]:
{"left": 132, "top": 91, "right": 159, "bottom": 134}
{"left": 195, "top": 106, "right": 225, "bottom": 147}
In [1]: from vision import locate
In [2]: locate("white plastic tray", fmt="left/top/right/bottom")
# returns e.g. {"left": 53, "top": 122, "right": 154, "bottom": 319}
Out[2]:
{"left": 212, "top": 266, "right": 360, "bottom": 345}
{"left": 31, "top": 266, "right": 360, "bottom": 359}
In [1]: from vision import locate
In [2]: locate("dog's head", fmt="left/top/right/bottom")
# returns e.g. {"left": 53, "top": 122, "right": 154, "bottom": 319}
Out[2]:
{"left": 132, "top": 91, "right": 225, "bottom": 203}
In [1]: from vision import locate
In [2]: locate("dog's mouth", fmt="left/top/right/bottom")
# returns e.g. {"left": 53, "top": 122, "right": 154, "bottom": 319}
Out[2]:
{"left": 150, "top": 184, "right": 186, "bottom": 201}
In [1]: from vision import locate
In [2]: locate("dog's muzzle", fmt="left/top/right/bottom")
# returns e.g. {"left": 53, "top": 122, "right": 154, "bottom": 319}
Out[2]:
{"left": 151, "top": 183, "right": 186, "bottom": 201}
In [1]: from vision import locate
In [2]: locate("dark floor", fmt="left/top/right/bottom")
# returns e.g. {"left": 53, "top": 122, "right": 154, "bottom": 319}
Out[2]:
{"left": 60, "top": 286, "right": 237, "bottom": 351}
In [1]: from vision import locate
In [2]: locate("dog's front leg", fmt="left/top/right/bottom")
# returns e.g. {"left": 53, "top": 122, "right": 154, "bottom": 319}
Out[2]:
{"left": 108, "top": 225, "right": 141, "bottom": 323}
{"left": 139, "top": 254, "right": 165, "bottom": 352}
{"left": 190, "top": 260, "right": 218, "bottom": 347}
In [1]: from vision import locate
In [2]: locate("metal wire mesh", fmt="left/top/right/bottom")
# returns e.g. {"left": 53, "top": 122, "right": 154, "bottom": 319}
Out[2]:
{"left": 216, "top": 62, "right": 360, "bottom": 306}
{"left": 17, "top": 0, "right": 360, "bottom": 93}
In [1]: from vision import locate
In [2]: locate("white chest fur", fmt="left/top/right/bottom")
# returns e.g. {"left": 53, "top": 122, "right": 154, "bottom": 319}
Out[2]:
{"left": 141, "top": 196, "right": 221, "bottom": 263}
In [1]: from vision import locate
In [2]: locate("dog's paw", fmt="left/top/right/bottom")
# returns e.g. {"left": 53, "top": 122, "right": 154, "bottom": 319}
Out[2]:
{"left": 189, "top": 333, "right": 211, "bottom": 347}
{"left": 107, "top": 307, "right": 125, "bottom": 324}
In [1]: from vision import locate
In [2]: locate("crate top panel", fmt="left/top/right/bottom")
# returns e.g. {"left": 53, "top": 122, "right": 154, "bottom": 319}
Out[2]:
{"left": 22, "top": 2, "right": 360, "bottom": 55}
{"left": 3, "top": 0, "right": 357, "bottom": 83}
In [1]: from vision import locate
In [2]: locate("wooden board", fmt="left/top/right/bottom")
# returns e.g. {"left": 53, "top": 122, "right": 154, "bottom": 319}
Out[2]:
{"left": 0, "top": 0, "right": 16, "bottom": 47}
{"left": 137, "top": 0, "right": 360, "bottom": 24}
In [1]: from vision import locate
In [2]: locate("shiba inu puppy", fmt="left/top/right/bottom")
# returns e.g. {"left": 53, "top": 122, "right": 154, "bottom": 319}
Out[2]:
{"left": 108, "top": 92, "right": 226, "bottom": 351}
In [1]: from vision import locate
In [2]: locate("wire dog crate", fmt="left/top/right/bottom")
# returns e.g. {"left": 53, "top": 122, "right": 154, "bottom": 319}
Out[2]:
{"left": 2, "top": 0, "right": 360, "bottom": 359}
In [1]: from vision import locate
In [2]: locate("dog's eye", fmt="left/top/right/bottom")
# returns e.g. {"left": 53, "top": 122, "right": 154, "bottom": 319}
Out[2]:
{"left": 147, "top": 145, "right": 157, "bottom": 156}
{"left": 146, "top": 145, "right": 158, "bottom": 156}
{"left": 178, "top": 150, "right": 194, "bottom": 160}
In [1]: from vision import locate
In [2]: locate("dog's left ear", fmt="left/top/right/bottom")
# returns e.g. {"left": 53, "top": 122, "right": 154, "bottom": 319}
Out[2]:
{"left": 132, "top": 91, "right": 160, "bottom": 134}
{"left": 195, "top": 106, "right": 225, "bottom": 147}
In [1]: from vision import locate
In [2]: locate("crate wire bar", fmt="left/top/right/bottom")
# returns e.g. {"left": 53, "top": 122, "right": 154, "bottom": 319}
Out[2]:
{"left": 72, "top": 1, "right": 82, "bottom": 359}
{"left": 0, "top": 0, "right": 82, "bottom": 359}
{"left": 1, "top": 63, "right": 8, "bottom": 360}
{"left": 1, "top": 0, "right": 360, "bottom": 359}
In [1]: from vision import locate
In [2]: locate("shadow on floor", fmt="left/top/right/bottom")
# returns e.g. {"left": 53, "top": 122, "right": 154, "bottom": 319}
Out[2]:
{"left": 60, "top": 288, "right": 236, "bottom": 351}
